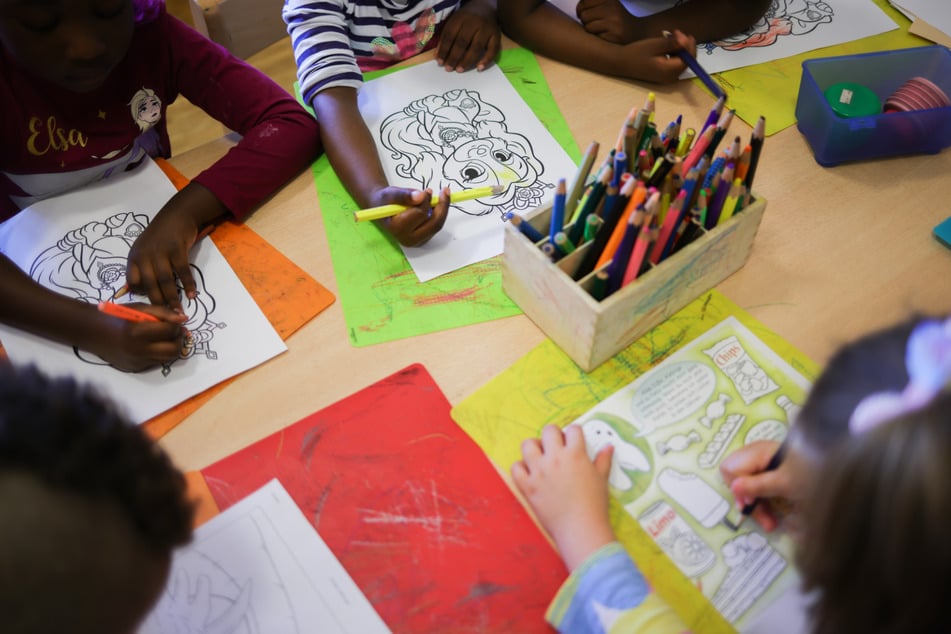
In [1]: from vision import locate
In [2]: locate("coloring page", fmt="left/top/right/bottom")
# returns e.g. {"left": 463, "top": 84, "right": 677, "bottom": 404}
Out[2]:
{"left": 358, "top": 61, "right": 578, "bottom": 282}
{"left": 139, "top": 479, "right": 390, "bottom": 634}
{"left": 546, "top": 0, "right": 898, "bottom": 74}
{"left": 0, "top": 158, "right": 286, "bottom": 424}
{"left": 567, "top": 316, "right": 812, "bottom": 629}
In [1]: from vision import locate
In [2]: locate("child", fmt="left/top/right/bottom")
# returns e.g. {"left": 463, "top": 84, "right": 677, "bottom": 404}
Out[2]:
{"left": 512, "top": 316, "right": 951, "bottom": 633}
{"left": 0, "top": 363, "right": 194, "bottom": 633}
{"left": 499, "top": 0, "right": 770, "bottom": 83}
{"left": 284, "top": 0, "right": 500, "bottom": 247}
{"left": 0, "top": 0, "right": 321, "bottom": 371}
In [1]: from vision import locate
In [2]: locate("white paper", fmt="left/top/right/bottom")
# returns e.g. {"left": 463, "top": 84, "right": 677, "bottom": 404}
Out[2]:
{"left": 0, "top": 159, "right": 286, "bottom": 424}
{"left": 892, "top": 0, "right": 951, "bottom": 39}
{"left": 139, "top": 479, "right": 391, "bottom": 634}
{"left": 358, "top": 61, "right": 578, "bottom": 282}
{"left": 547, "top": 0, "right": 898, "bottom": 74}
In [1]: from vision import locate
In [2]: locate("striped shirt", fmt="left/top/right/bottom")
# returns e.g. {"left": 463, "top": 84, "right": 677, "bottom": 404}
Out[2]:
{"left": 284, "top": 0, "right": 461, "bottom": 107}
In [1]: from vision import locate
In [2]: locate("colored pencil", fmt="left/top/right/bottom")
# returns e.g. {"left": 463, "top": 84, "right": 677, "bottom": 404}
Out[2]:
{"left": 98, "top": 301, "right": 160, "bottom": 323}
{"left": 505, "top": 212, "right": 545, "bottom": 243}
{"left": 744, "top": 116, "right": 766, "bottom": 191}
{"left": 549, "top": 179, "right": 567, "bottom": 244}
{"left": 353, "top": 184, "right": 504, "bottom": 221}
{"left": 663, "top": 31, "right": 726, "bottom": 100}
{"left": 566, "top": 141, "right": 600, "bottom": 219}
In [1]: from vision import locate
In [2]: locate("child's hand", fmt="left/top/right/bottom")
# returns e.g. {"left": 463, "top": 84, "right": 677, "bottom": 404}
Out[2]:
{"left": 127, "top": 184, "right": 227, "bottom": 311}
{"left": 719, "top": 440, "right": 796, "bottom": 533}
{"left": 88, "top": 303, "right": 188, "bottom": 372}
{"left": 512, "top": 424, "right": 617, "bottom": 571}
{"left": 577, "top": 0, "right": 642, "bottom": 44}
{"left": 373, "top": 186, "right": 450, "bottom": 247}
{"left": 620, "top": 30, "right": 696, "bottom": 83}
{"left": 437, "top": 0, "right": 501, "bottom": 72}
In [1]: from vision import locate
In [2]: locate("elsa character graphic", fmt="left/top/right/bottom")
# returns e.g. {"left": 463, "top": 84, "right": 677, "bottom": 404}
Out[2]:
{"left": 378, "top": 89, "right": 552, "bottom": 215}
{"left": 93, "top": 87, "right": 164, "bottom": 164}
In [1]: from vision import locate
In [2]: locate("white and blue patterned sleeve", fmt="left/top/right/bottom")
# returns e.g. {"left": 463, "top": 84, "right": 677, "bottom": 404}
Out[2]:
{"left": 283, "top": 0, "right": 364, "bottom": 106}
{"left": 547, "top": 542, "right": 691, "bottom": 634}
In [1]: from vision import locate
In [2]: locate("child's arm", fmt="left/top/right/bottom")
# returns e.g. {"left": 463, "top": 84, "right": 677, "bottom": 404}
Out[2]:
{"left": 513, "top": 425, "right": 690, "bottom": 633}
{"left": 314, "top": 86, "right": 450, "bottom": 247}
{"left": 437, "top": 0, "right": 501, "bottom": 72}
{"left": 499, "top": 0, "right": 694, "bottom": 83}
{"left": 127, "top": 14, "right": 322, "bottom": 308}
{"left": 575, "top": 0, "right": 772, "bottom": 46}
{"left": 0, "top": 254, "right": 187, "bottom": 372}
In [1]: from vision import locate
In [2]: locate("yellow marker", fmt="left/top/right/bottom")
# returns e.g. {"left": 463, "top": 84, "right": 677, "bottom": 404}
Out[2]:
{"left": 353, "top": 185, "right": 505, "bottom": 222}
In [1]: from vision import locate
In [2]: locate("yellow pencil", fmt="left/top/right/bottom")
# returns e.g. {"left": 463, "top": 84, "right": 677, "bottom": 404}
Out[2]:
{"left": 717, "top": 178, "right": 744, "bottom": 225}
{"left": 353, "top": 185, "right": 505, "bottom": 222}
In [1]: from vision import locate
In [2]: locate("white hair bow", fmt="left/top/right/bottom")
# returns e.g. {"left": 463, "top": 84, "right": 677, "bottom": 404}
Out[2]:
{"left": 849, "top": 318, "right": 951, "bottom": 434}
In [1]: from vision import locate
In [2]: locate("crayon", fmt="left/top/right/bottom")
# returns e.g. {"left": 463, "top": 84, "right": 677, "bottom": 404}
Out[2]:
{"left": 353, "top": 184, "right": 504, "bottom": 221}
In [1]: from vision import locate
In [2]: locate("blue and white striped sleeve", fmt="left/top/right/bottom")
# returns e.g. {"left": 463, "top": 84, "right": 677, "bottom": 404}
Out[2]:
{"left": 547, "top": 542, "right": 691, "bottom": 634}
{"left": 283, "top": 0, "right": 364, "bottom": 106}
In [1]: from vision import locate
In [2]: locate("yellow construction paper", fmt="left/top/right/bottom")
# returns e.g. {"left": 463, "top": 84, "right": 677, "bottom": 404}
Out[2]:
{"left": 451, "top": 289, "right": 819, "bottom": 633}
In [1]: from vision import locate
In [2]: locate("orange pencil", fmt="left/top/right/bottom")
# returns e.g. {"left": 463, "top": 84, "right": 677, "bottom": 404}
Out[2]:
{"left": 594, "top": 179, "right": 647, "bottom": 270}
{"left": 97, "top": 301, "right": 159, "bottom": 323}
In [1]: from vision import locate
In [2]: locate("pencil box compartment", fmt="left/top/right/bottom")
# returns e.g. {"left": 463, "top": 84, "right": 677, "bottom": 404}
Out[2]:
{"left": 795, "top": 46, "right": 951, "bottom": 167}
{"left": 501, "top": 196, "right": 767, "bottom": 372}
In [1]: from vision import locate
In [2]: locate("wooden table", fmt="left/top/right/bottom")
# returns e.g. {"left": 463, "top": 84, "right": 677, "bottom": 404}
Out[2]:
{"left": 161, "top": 38, "right": 951, "bottom": 472}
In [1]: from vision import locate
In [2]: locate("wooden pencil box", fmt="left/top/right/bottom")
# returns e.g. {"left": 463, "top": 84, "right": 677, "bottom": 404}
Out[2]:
{"left": 501, "top": 195, "right": 767, "bottom": 372}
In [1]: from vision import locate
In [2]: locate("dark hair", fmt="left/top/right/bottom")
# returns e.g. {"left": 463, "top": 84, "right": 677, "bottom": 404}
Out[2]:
{"left": 0, "top": 364, "right": 193, "bottom": 553}
{"left": 793, "top": 317, "right": 951, "bottom": 633}
{"left": 133, "top": 0, "right": 165, "bottom": 23}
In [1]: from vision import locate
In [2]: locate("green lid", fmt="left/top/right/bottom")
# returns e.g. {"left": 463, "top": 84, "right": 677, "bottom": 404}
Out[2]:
{"left": 824, "top": 82, "right": 882, "bottom": 118}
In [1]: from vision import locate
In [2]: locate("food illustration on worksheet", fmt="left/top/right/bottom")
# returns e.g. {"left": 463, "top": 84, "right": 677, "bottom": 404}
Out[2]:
{"left": 569, "top": 317, "right": 810, "bottom": 628}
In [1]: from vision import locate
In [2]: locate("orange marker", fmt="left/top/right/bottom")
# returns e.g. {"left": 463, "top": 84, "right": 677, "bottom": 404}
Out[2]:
{"left": 97, "top": 302, "right": 159, "bottom": 323}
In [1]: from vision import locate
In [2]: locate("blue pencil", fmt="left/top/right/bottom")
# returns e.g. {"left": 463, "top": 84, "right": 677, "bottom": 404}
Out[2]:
{"left": 663, "top": 31, "right": 726, "bottom": 101}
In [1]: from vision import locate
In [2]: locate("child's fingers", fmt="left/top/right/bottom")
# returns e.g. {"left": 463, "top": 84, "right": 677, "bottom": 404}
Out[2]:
{"left": 541, "top": 423, "right": 566, "bottom": 450}
{"left": 730, "top": 470, "right": 790, "bottom": 506}
{"left": 563, "top": 424, "right": 585, "bottom": 450}
{"left": 719, "top": 440, "right": 782, "bottom": 484}
{"left": 476, "top": 34, "right": 500, "bottom": 71}
{"left": 593, "top": 445, "right": 614, "bottom": 478}
{"left": 520, "top": 437, "right": 543, "bottom": 462}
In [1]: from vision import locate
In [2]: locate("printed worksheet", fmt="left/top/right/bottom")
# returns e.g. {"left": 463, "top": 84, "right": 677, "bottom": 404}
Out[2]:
{"left": 358, "top": 61, "right": 577, "bottom": 282}
{"left": 0, "top": 159, "right": 286, "bottom": 424}
{"left": 139, "top": 479, "right": 391, "bottom": 634}
{"left": 568, "top": 316, "right": 811, "bottom": 629}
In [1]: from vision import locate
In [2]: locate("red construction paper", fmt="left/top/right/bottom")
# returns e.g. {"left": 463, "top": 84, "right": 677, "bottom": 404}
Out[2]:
{"left": 200, "top": 364, "right": 565, "bottom": 633}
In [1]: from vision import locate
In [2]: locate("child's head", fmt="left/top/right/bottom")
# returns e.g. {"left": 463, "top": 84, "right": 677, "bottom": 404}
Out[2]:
{"left": 791, "top": 317, "right": 951, "bottom": 634}
{"left": 0, "top": 364, "right": 193, "bottom": 634}
{"left": 0, "top": 0, "right": 162, "bottom": 94}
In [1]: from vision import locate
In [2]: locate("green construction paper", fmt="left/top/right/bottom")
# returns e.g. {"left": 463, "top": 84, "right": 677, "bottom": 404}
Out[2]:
{"left": 304, "top": 48, "right": 581, "bottom": 346}
{"left": 703, "top": 0, "right": 927, "bottom": 135}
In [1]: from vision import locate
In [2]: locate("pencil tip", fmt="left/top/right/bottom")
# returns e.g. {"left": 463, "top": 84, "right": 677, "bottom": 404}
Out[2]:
{"left": 491, "top": 184, "right": 506, "bottom": 195}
